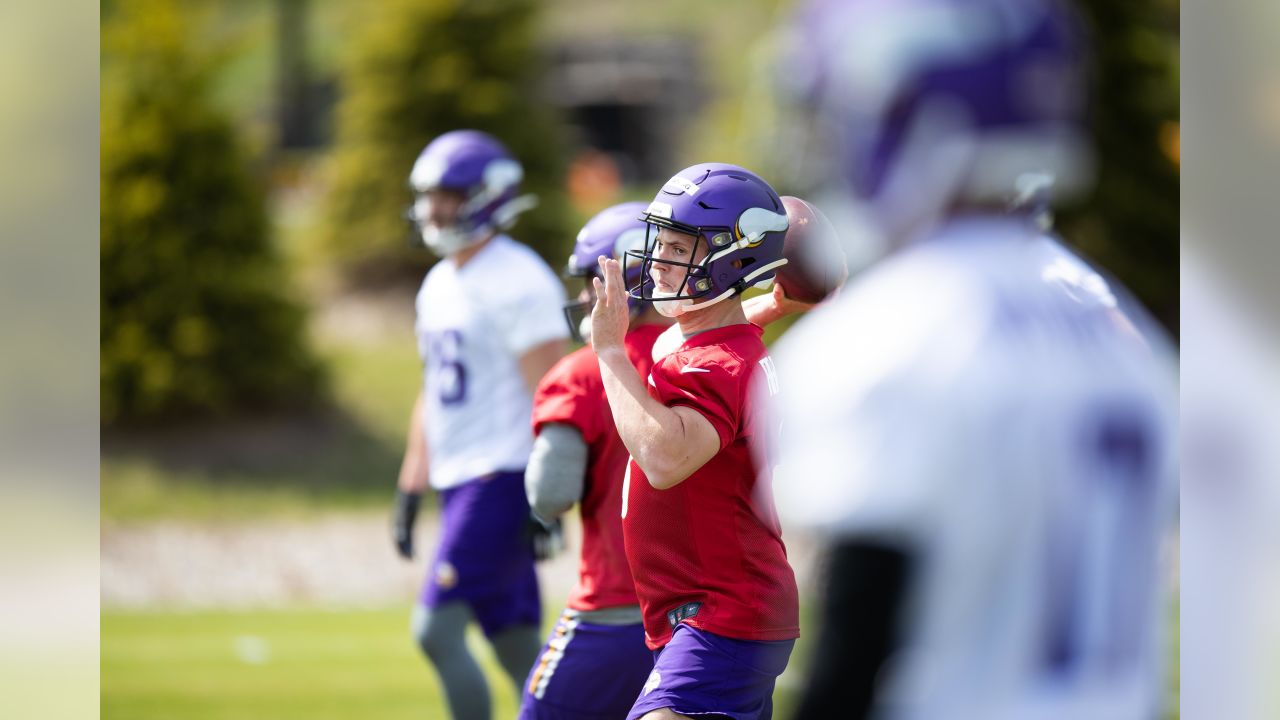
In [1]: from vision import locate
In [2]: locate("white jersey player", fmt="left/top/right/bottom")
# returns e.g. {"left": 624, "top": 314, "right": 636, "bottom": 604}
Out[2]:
{"left": 771, "top": 220, "right": 1177, "bottom": 720}
{"left": 414, "top": 233, "right": 568, "bottom": 490}
{"left": 768, "top": 1, "right": 1178, "bottom": 718}
{"left": 392, "top": 130, "right": 568, "bottom": 720}
{"left": 1180, "top": 246, "right": 1280, "bottom": 720}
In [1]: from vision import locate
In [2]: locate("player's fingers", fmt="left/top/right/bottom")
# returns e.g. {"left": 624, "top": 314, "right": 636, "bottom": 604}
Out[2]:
{"left": 591, "top": 276, "right": 605, "bottom": 309}
{"left": 595, "top": 258, "right": 612, "bottom": 306}
{"left": 606, "top": 258, "right": 625, "bottom": 294}
{"left": 600, "top": 257, "right": 616, "bottom": 297}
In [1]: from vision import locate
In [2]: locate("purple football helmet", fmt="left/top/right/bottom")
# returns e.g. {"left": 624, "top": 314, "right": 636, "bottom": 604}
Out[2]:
{"left": 407, "top": 130, "right": 537, "bottom": 256}
{"left": 562, "top": 201, "right": 650, "bottom": 342}
{"left": 628, "top": 163, "right": 790, "bottom": 316}
{"left": 782, "top": 0, "right": 1092, "bottom": 248}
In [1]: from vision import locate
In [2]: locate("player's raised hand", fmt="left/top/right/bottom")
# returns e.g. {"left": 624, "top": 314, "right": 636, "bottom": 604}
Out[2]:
{"left": 590, "top": 256, "right": 629, "bottom": 352}
{"left": 770, "top": 281, "right": 818, "bottom": 316}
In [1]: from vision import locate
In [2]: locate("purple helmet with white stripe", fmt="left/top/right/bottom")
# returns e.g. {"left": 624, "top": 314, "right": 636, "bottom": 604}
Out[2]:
{"left": 407, "top": 130, "right": 536, "bottom": 256}
{"left": 562, "top": 201, "right": 650, "bottom": 342}
{"left": 783, "top": 0, "right": 1091, "bottom": 245}
{"left": 567, "top": 201, "right": 650, "bottom": 283}
{"left": 628, "top": 163, "right": 790, "bottom": 316}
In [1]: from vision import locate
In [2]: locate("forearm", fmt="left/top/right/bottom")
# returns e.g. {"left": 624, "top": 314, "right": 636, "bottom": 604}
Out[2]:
{"left": 743, "top": 285, "right": 816, "bottom": 328}
{"left": 743, "top": 294, "right": 786, "bottom": 327}
{"left": 519, "top": 338, "right": 567, "bottom": 393}
{"left": 597, "top": 347, "right": 698, "bottom": 487}
{"left": 795, "top": 540, "right": 912, "bottom": 720}
{"left": 398, "top": 393, "right": 430, "bottom": 493}
{"left": 525, "top": 424, "right": 587, "bottom": 521}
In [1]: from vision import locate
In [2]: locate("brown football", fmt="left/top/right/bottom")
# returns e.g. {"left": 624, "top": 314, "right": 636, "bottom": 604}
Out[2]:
{"left": 775, "top": 196, "right": 848, "bottom": 304}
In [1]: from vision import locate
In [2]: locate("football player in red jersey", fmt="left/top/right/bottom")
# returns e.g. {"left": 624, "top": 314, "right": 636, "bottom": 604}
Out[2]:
{"left": 518, "top": 200, "right": 819, "bottom": 720}
{"left": 517, "top": 202, "right": 668, "bottom": 720}
{"left": 590, "top": 163, "right": 801, "bottom": 720}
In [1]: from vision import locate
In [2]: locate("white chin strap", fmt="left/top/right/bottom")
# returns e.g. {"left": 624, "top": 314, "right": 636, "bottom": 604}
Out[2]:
{"left": 653, "top": 298, "right": 691, "bottom": 318}
{"left": 651, "top": 289, "right": 693, "bottom": 318}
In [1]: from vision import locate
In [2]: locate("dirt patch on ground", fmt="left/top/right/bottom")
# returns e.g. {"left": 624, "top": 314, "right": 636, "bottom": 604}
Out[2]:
{"left": 102, "top": 511, "right": 565, "bottom": 609}
{"left": 101, "top": 512, "right": 826, "bottom": 609}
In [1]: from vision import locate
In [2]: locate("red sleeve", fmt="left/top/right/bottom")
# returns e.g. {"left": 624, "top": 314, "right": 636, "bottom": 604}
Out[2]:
{"left": 650, "top": 351, "right": 743, "bottom": 451}
{"left": 532, "top": 349, "right": 603, "bottom": 443}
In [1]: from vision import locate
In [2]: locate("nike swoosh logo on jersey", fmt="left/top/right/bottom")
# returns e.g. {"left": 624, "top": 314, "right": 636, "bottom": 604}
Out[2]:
{"left": 680, "top": 366, "right": 711, "bottom": 374}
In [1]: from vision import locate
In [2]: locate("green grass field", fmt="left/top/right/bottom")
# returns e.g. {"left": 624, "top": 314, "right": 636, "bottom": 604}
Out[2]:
{"left": 102, "top": 605, "right": 521, "bottom": 719}
{"left": 102, "top": 604, "right": 808, "bottom": 719}
{"left": 102, "top": 599, "right": 1181, "bottom": 720}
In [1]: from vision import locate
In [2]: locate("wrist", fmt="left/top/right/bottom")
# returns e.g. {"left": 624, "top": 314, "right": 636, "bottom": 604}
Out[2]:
{"left": 595, "top": 344, "right": 627, "bottom": 360}
{"left": 757, "top": 305, "right": 785, "bottom": 327}
{"left": 395, "top": 489, "right": 421, "bottom": 515}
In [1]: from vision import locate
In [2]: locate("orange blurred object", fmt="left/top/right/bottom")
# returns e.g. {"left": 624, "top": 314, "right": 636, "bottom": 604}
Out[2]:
{"left": 567, "top": 149, "right": 621, "bottom": 213}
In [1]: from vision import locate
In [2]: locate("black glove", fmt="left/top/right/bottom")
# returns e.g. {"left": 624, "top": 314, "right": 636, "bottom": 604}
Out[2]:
{"left": 392, "top": 490, "right": 421, "bottom": 560}
{"left": 527, "top": 513, "right": 565, "bottom": 562}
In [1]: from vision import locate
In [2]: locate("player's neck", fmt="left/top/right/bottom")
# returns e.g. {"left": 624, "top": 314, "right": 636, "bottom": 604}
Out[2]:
{"left": 632, "top": 308, "right": 675, "bottom": 329}
{"left": 450, "top": 233, "right": 496, "bottom": 268}
{"left": 676, "top": 297, "right": 748, "bottom": 337}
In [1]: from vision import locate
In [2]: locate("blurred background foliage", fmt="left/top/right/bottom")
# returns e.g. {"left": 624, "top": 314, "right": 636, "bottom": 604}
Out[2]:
{"left": 101, "top": 0, "right": 322, "bottom": 427}
{"left": 1058, "top": 0, "right": 1180, "bottom": 331}
{"left": 319, "top": 0, "right": 571, "bottom": 286}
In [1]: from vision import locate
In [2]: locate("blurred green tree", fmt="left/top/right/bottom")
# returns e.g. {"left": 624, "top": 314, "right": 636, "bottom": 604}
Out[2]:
{"left": 1059, "top": 0, "right": 1180, "bottom": 334}
{"left": 319, "top": 0, "right": 571, "bottom": 284}
{"left": 102, "top": 0, "right": 322, "bottom": 425}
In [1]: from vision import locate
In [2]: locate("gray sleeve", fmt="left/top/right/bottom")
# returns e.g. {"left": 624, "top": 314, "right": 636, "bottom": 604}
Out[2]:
{"left": 525, "top": 423, "right": 588, "bottom": 522}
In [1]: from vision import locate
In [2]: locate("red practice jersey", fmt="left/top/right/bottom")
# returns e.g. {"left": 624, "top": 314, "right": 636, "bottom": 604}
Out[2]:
{"left": 532, "top": 323, "right": 667, "bottom": 612}
{"left": 623, "top": 322, "right": 800, "bottom": 650}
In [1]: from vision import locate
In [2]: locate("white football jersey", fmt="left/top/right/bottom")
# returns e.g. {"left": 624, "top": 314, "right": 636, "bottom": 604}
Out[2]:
{"left": 415, "top": 235, "right": 568, "bottom": 490}
{"left": 770, "top": 218, "right": 1177, "bottom": 720}
{"left": 1180, "top": 249, "right": 1280, "bottom": 720}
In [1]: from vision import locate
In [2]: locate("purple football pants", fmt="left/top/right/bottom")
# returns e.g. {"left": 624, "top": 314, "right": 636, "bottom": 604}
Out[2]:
{"left": 518, "top": 609, "right": 654, "bottom": 720}
{"left": 420, "top": 470, "right": 540, "bottom": 637}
